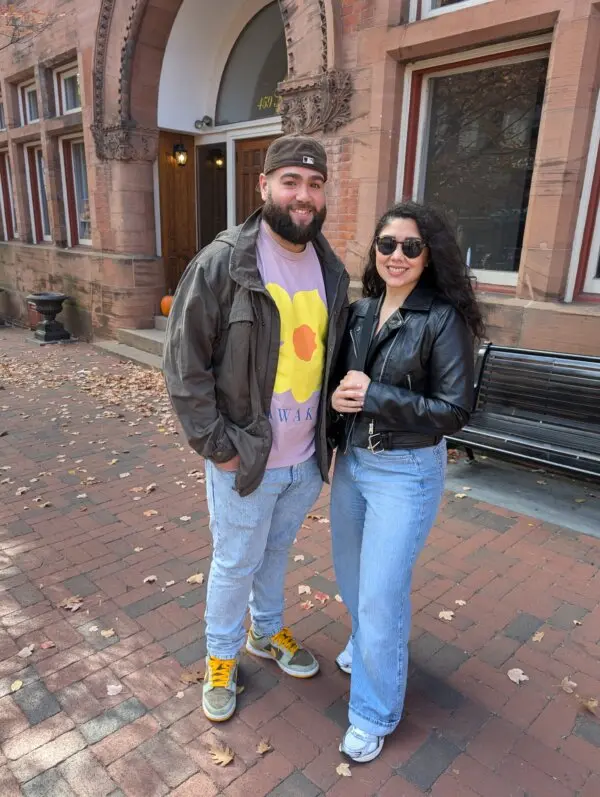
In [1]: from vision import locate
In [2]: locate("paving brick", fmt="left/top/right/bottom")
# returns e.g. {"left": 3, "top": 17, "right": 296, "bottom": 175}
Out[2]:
{"left": 399, "top": 731, "right": 461, "bottom": 792}
{"left": 92, "top": 714, "right": 161, "bottom": 766}
{"left": 9, "top": 730, "right": 87, "bottom": 783}
{"left": 62, "top": 575, "right": 99, "bottom": 598}
{"left": 58, "top": 749, "right": 118, "bottom": 796}
{"left": 0, "top": 695, "right": 30, "bottom": 742}
{"left": 2, "top": 712, "right": 75, "bottom": 760}
{"left": 323, "top": 696, "right": 348, "bottom": 729}
{"left": 573, "top": 713, "right": 600, "bottom": 748}
{"left": 0, "top": 766, "right": 21, "bottom": 797}
{"left": 500, "top": 753, "right": 573, "bottom": 797}
{"left": 80, "top": 698, "right": 148, "bottom": 744}
{"left": 108, "top": 750, "right": 169, "bottom": 797}
{"left": 503, "top": 612, "right": 544, "bottom": 643}
{"left": 11, "top": 678, "right": 61, "bottom": 726}
{"left": 466, "top": 717, "right": 522, "bottom": 770}
{"left": 239, "top": 683, "right": 297, "bottom": 729}
{"left": 169, "top": 771, "right": 219, "bottom": 797}
{"left": 378, "top": 776, "right": 425, "bottom": 797}
{"left": 221, "top": 750, "right": 294, "bottom": 797}
{"left": 173, "top": 638, "right": 207, "bottom": 666}
{"left": 549, "top": 602, "right": 589, "bottom": 629}
{"left": 410, "top": 669, "right": 465, "bottom": 712}
{"left": 122, "top": 591, "right": 173, "bottom": 619}
{"left": 514, "top": 733, "right": 589, "bottom": 791}
{"left": 57, "top": 681, "right": 105, "bottom": 724}
{"left": 10, "top": 583, "right": 45, "bottom": 607}
{"left": 266, "top": 771, "right": 322, "bottom": 797}
{"left": 423, "top": 642, "right": 470, "bottom": 678}
{"left": 21, "top": 768, "right": 78, "bottom": 797}
{"left": 137, "top": 730, "right": 198, "bottom": 787}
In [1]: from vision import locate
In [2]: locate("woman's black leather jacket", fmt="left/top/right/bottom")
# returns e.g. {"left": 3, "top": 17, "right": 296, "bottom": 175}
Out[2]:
{"left": 333, "top": 283, "right": 475, "bottom": 452}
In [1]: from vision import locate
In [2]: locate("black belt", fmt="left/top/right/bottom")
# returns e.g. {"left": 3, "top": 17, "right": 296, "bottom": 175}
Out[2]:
{"left": 359, "top": 430, "right": 442, "bottom": 452}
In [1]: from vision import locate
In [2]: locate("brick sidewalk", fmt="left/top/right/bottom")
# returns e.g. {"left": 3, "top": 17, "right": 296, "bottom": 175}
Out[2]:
{"left": 1, "top": 328, "right": 599, "bottom": 797}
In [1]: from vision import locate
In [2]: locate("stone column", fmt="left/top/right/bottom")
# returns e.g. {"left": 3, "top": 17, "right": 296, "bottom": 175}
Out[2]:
{"left": 517, "top": 4, "right": 600, "bottom": 301}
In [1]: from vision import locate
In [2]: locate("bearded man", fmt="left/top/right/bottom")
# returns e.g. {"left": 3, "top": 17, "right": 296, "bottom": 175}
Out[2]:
{"left": 164, "top": 134, "right": 349, "bottom": 722}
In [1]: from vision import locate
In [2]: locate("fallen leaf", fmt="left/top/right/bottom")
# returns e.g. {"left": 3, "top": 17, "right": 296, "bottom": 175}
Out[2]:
{"left": 186, "top": 573, "right": 205, "bottom": 585}
{"left": 577, "top": 695, "right": 598, "bottom": 714}
{"left": 455, "top": 599, "right": 467, "bottom": 607}
{"left": 574, "top": 498, "right": 586, "bottom": 504}
{"left": 106, "top": 683, "right": 123, "bottom": 696}
{"left": 17, "top": 644, "right": 35, "bottom": 658}
{"left": 300, "top": 600, "right": 314, "bottom": 610}
{"left": 40, "top": 641, "right": 56, "bottom": 650}
{"left": 145, "top": 482, "right": 157, "bottom": 493}
{"left": 561, "top": 676, "right": 578, "bottom": 694}
{"left": 143, "top": 575, "right": 157, "bottom": 584}
{"left": 209, "top": 743, "right": 234, "bottom": 767}
{"left": 454, "top": 493, "right": 467, "bottom": 499}
{"left": 143, "top": 510, "right": 158, "bottom": 517}
{"left": 40, "top": 502, "right": 52, "bottom": 508}
{"left": 507, "top": 668, "right": 529, "bottom": 684}
{"left": 438, "top": 610, "right": 455, "bottom": 622}
{"left": 314, "top": 591, "right": 329, "bottom": 604}
{"left": 59, "top": 595, "right": 83, "bottom": 612}
{"left": 180, "top": 515, "right": 191, "bottom": 522}
{"left": 335, "top": 594, "right": 343, "bottom": 603}
{"left": 298, "top": 585, "right": 311, "bottom": 595}
{"left": 531, "top": 630, "right": 545, "bottom": 643}
{"left": 119, "top": 472, "right": 130, "bottom": 479}
{"left": 133, "top": 546, "right": 144, "bottom": 553}
{"left": 256, "top": 738, "right": 273, "bottom": 755}
{"left": 180, "top": 669, "right": 204, "bottom": 684}
{"left": 108, "top": 458, "right": 119, "bottom": 465}
{"left": 336, "top": 762, "right": 352, "bottom": 777}
{"left": 573, "top": 620, "right": 583, "bottom": 626}
{"left": 165, "top": 580, "right": 175, "bottom": 587}
{"left": 536, "top": 479, "right": 547, "bottom": 485}
{"left": 461, "top": 486, "right": 472, "bottom": 491}
{"left": 10, "top": 680, "right": 23, "bottom": 692}
{"left": 100, "top": 629, "right": 115, "bottom": 638}
{"left": 16, "top": 486, "right": 29, "bottom": 496}
{"left": 293, "top": 555, "right": 305, "bottom": 562}
{"left": 236, "top": 684, "right": 245, "bottom": 695}
{"left": 155, "top": 525, "right": 165, "bottom": 531}
{"left": 77, "top": 493, "right": 87, "bottom": 499}
{"left": 176, "top": 691, "right": 185, "bottom": 699}
{"left": 88, "top": 625, "right": 99, "bottom": 633}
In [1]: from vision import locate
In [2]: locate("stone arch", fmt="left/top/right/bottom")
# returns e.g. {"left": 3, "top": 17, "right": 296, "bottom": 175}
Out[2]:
{"left": 91, "top": 0, "right": 350, "bottom": 161}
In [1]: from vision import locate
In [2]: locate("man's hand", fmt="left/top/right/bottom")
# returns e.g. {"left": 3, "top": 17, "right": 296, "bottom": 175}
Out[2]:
{"left": 215, "top": 455, "right": 241, "bottom": 472}
{"left": 332, "top": 370, "right": 371, "bottom": 414}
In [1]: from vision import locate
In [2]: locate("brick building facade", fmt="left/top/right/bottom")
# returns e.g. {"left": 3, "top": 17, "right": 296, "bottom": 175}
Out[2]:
{"left": 0, "top": 0, "right": 599, "bottom": 353}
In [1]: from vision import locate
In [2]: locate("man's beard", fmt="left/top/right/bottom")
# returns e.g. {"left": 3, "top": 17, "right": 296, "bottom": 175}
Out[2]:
{"left": 262, "top": 195, "right": 327, "bottom": 245}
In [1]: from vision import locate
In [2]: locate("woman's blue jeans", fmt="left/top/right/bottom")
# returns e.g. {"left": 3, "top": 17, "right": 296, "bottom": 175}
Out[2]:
{"left": 330, "top": 441, "right": 446, "bottom": 736}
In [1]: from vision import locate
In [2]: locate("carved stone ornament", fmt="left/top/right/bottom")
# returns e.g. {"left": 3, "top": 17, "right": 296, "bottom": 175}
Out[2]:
{"left": 91, "top": 123, "right": 158, "bottom": 162}
{"left": 278, "top": 69, "right": 352, "bottom": 135}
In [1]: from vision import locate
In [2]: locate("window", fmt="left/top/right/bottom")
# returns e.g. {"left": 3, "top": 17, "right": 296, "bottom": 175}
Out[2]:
{"left": 60, "top": 137, "right": 91, "bottom": 246}
{"left": 0, "top": 102, "right": 5, "bottom": 131}
{"left": 54, "top": 65, "right": 81, "bottom": 115}
{"left": 0, "top": 152, "right": 18, "bottom": 241}
{"left": 25, "top": 145, "right": 51, "bottom": 243}
{"left": 411, "top": 0, "right": 490, "bottom": 20}
{"left": 216, "top": 2, "right": 286, "bottom": 125}
{"left": 399, "top": 46, "right": 549, "bottom": 285}
{"left": 18, "top": 81, "right": 39, "bottom": 125}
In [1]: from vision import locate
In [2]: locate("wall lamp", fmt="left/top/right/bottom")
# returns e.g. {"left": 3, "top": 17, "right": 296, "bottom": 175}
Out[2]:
{"left": 173, "top": 143, "right": 188, "bottom": 166}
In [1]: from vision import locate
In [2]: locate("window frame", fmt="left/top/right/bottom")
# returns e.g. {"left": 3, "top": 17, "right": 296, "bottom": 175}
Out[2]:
{"left": 18, "top": 80, "right": 40, "bottom": 125}
{"left": 396, "top": 35, "right": 552, "bottom": 287}
{"left": 59, "top": 134, "right": 91, "bottom": 247}
{"left": 0, "top": 151, "right": 18, "bottom": 241}
{"left": 565, "top": 90, "right": 600, "bottom": 299}
{"left": 409, "top": 0, "right": 491, "bottom": 22}
{"left": 0, "top": 101, "right": 6, "bottom": 132}
{"left": 53, "top": 64, "right": 81, "bottom": 116}
{"left": 24, "top": 143, "right": 51, "bottom": 243}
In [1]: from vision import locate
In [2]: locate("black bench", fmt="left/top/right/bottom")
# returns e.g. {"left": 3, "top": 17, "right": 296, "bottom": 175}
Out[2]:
{"left": 446, "top": 344, "right": 600, "bottom": 479}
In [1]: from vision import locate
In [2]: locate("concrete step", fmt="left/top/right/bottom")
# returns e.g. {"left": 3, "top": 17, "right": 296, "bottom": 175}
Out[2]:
{"left": 92, "top": 339, "right": 163, "bottom": 371}
{"left": 116, "top": 327, "right": 165, "bottom": 357}
{"left": 154, "top": 315, "right": 168, "bottom": 331}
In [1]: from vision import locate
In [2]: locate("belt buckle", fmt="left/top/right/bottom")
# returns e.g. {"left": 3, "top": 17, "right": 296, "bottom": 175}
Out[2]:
{"left": 368, "top": 432, "right": 383, "bottom": 454}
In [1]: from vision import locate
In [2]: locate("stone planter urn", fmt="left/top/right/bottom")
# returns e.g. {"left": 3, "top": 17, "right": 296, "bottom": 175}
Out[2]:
{"left": 26, "top": 292, "right": 71, "bottom": 343}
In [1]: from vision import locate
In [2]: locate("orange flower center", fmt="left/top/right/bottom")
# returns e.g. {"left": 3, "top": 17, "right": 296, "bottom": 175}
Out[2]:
{"left": 293, "top": 324, "right": 317, "bottom": 362}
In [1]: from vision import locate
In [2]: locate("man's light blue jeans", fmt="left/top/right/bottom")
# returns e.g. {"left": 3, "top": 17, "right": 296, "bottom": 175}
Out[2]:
{"left": 204, "top": 455, "right": 323, "bottom": 659}
{"left": 330, "top": 441, "right": 446, "bottom": 737}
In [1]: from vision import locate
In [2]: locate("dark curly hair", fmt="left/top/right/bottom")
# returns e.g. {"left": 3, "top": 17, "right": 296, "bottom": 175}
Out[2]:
{"left": 362, "top": 201, "right": 485, "bottom": 341}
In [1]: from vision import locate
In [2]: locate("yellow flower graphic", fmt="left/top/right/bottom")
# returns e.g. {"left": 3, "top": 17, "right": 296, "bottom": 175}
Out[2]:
{"left": 266, "top": 284, "right": 328, "bottom": 403}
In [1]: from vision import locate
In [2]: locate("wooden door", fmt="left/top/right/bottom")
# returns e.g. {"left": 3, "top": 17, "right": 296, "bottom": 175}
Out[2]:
{"left": 158, "top": 131, "right": 197, "bottom": 293}
{"left": 235, "top": 136, "right": 278, "bottom": 224}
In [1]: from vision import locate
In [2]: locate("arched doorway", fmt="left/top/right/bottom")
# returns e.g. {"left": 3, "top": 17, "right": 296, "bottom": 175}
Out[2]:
{"left": 156, "top": 0, "right": 286, "bottom": 291}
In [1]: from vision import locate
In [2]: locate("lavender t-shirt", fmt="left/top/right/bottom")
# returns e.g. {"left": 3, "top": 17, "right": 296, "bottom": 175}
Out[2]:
{"left": 256, "top": 223, "right": 328, "bottom": 469}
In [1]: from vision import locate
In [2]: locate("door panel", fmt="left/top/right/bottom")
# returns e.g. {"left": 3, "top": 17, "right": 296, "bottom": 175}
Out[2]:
{"left": 158, "top": 131, "right": 197, "bottom": 293}
{"left": 235, "top": 136, "right": 278, "bottom": 224}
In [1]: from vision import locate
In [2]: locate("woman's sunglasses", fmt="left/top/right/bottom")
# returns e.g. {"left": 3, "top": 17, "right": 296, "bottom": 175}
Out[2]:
{"left": 376, "top": 236, "right": 426, "bottom": 259}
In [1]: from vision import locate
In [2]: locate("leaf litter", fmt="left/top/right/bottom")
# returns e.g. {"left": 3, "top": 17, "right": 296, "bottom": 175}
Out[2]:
{"left": 209, "top": 743, "right": 234, "bottom": 767}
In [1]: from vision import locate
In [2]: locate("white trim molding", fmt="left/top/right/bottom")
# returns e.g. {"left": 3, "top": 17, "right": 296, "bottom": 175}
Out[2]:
{"left": 565, "top": 89, "right": 600, "bottom": 300}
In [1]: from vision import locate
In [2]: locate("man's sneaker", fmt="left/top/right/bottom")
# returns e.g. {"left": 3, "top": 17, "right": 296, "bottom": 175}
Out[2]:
{"left": 336, "top": 638, "right": 353, "bottom": 675}
{"left": 246, "top": 626, "right": 319, "bottom": 678}
{"left": 202, "top": 655, "right": 238, "bottom": 722}
{"left": 340, "top": 725, "right": 384, "bottom": 763}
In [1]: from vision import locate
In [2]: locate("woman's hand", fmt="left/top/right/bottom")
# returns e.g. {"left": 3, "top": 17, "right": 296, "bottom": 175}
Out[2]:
{"left": 332, "top": 371, "right": 371, "bottom": 414}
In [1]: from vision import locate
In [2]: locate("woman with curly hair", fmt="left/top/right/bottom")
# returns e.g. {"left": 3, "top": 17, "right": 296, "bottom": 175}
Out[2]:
{"left": 330, "top": 201, "right": 484, "bottom": 763}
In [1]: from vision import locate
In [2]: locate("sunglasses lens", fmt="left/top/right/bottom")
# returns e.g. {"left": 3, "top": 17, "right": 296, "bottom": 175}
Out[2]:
{"left": 376, "top": 237, "right": 397, "bottom": 256}
{"left": 402, "top": 239, "right": 424, "bottom": 259}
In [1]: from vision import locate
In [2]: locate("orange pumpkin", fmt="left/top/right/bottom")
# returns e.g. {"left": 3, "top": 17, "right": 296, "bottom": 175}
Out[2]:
{"left": 160, "top": 293, "right": 173, "bottom": 317}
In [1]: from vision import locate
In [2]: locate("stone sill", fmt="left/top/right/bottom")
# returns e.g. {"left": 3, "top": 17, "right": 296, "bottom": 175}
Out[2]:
{"left": 0, "top": 240, "right": 160, "bottom": 263}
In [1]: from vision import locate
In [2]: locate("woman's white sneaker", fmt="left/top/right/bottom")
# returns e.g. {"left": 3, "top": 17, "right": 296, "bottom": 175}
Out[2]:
{"left": 335, "top": 638, "right": 353, "bottom": 674}
{"left": 339, "top": 725, "right": 384, "bottom": 763}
